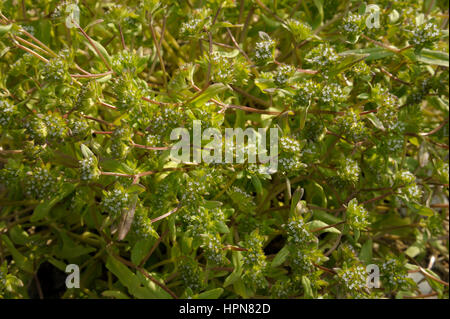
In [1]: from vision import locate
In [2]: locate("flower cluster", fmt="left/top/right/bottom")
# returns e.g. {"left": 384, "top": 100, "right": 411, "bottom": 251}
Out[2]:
{"left": 300, "top": 117, "right": 326, "bottom": 142}
{"left": 377, "top": 93, "right": 399, "bottom": 130}
{"left": 274, "top": 64, "right": 295, "bottom": 87}
{"left": 305, "top": 43, "right": 339, "bottom": 71}
{"left": 289, "top": 247, "right": 315, "bottom": 275}
{"left": 41, "top": 57, "right": 69, "bottom": 83}
{"left": 270, "top": 278, "right": 296, "bottom": 299}
{"left": 377, "top": 132, "right": 404, "bottom": 155}
{"left": 24, "top": 117, "right": 47, "bottom": 144}
{"left": 43, "top": 113, "right": 67, "bottom": 141}
{"left": 293, "top": 80, "right": 320, "bottom": 107}
{"left": 0, "top": 100, "right": 16, "bottom": 128}
{"left": 254, "top": 32, "right": 276, "bottom": 65}
{"left": 24, "top": 167, "right": 58, "bottom": 199}
{"left": 0, "top": 262, "right": 24, "bottom": 298}
{"left": 318, "top": 82, "right": 346, "bottom": 108}
{"left": 337, "top": 109, "right": 367, "bottom": 141}
{"left": 178, "top": 258, "right": 203, "bottom": 293}
{"left": 278, "top": 136, "right": 306, "bottom": 174}
{"left": 68, "top": 118, "right": 90, "bottom": 140}
{"left": 346, "top": 199, "right": 369, "bottom": 231}
{"left": 202, "top": 233, "right": 225, "bottom": 265}
{"left": 79, "top": 156, "right": 99, "bottom": 181}
{"left": 0, "top": 0, "right": 447, "bottom": 300}
{"left": 179, "top": 9, "right": 211, "bottom": 38}
{"left": 380, "top": 257, "right": 412, "bottom": 291}
{"left": 110, "top": 126, "right": 132, "bottom": 158}
{"left": 337, "top": 264, "right": 368, "bottom": 295}
{"left": 336, "top": 158, "right": 361, "bottom": 186}
{"left": 347, "top": 61, "right": 371, "bottom": 79}
{"left": 241, "top": 231, "right": 267, "bottom": 290}
{"left": 101, "top": 186, "right": 130, "bottom": 219}
{"left": 227, "top": 186, "right": 255, "bottom": 212}
{"left": 341, "top": 13, "right": 365, "bottom": 42}
{"left": 206, "top": 52, "right": 250, "bottom": 86}
{"left": 410, "top": 22, "right": 441, "bottom": 51}
{"left": 131, "top": 207, "right": 158, "bottom": 240}
{"left": 284, "top": 19, "right": 312, "bottom": 42}
{"left": 284, "top": 215, "right": 315, "bottom": 246}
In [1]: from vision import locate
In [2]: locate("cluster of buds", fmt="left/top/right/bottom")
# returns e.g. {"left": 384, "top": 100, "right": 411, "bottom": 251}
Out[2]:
{"left": 101, "top": 185, "right": 130, "bottom": 219}
{"left": 337, "top": 109, "right": 367, "bottom": 142}
{"left": 254, "top": 32, "right": 276, "bottom": 66}
{"left": 178, "top": 258, "right": 203, "bottom": 293}
{"left": 284, "top": 19, "right": 312, "bottom": 42}
{"left": 346, "top": 198, "right": 370, "bottom": 231}
{"left": 337, "top": 264, "right": 369, "bottom": 297}
{"left": 201, "top": 233, "right": 225, "bottom": 265}
{"left": 341, "top": 13, "right": 365, "bottom": 42}
{"left": 0, "top": 100, "right": 16, "bottom": 128}
{"left": 131, "top": 207, "right": 158, "bottom": 240}
{"left": 410, "top": 21, "right": 441, "bottom": 51}
{"left": 241, "top": 230, "right": 267, "bottom": 290}
{"left": 336, "top": 158, "right": 361, "bottom": 186}
{"left": 78, "top": 155, "right": 99, "bottom": 182}
{"left": 305, "top": 43, "right": 339, "bottom": 72}
{"left": 24, "top": 167, "right": 58, "bottom": 200}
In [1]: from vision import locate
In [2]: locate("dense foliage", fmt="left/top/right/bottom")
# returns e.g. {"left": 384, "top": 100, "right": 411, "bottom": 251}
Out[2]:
{"left": 0, "top": 0, "right": 448, "bottom": 299}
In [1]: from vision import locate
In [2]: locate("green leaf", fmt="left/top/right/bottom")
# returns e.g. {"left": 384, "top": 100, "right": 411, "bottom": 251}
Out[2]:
{"left": 312, "top": 210, "right": 342, "bottom": 225}
{"left": 359, "top": 239, "right": 373, "bottom": 264}
{"left": 212, "top": 21, "right": 243, "bottom": 29}
{"left": 195, "top": 288, "right": 223, "bottom": 299}
{"left": 340, "top": 48, "right": 394, "bottom": 61}
{"left": 55, "top": 231, "right": 96, "bottom": 259}
{"left": 405, "top": 245, "right": 422, "bottom": 258}
{"left": 312, "top": 0, "right": 324, "bottom": 26}
{"left": 131, "top": 239, "right": 156, "bottom": 265}
{"left": 271, "top": 245, "right": 290, "bottom": 268}
{"left": 106, "top": 255, "right": 170, "bottom": 298}
{"left": 302, "top": 275, "right": 314, "bottom": 298}
{"left": 1, "top": 235, "right": 33, "bottom": 273}
{"left": 204, "top": 201, "right": 223, "bottom": 209}
{"left": 80, "top": 144, "right": 95, "bottom": 158}
{"left": 305, "top": 181, "right": 327, "bottom": 208}
{"left": 290, "top": 187, "right": 304, "bottom": 215}
{"left": 100, "top": 159, "right": 134, "bottom": 174}
{"left": 299, "top": 105, "right": 310, "bottom": 130}
{"left": 415, "top": 49, "right": 449, "bottom": 67}
{"left": 224, "top": 269, "right": 241, "bottom": 287}
{"left": 408, "top": 203, "right": 435, "bottom": 217}
{"left": 190, "top": 83, "right": 227, "bottom": 106}
{"left": 9, "top": 225, "right": 29, "bottom": 245}
{"left": 365, "top": 113, "right": 385, "bottom": 131}
{"left": 214, "top": 221, "right": 230, "bottom": 233}
{"left": 31, "top": 183, "right": 76, "bottom": 222}
{"left": 102, "top": 290, "right": 130, "bottom": 299}
{"left": 251, "top": 175, "right": 263, "bottom": 195}
{"left": 255, "top": 78, "right": 274, "bottom": 93}
{"left": 307, "top": 220, "right": 341, "bottom": 234}
{"left": 106, "top": 255, "right": 141, "bottom": 293}
{"left": 127, "top": 183, "right": 146, "bottom": 195}
{"left": 0, "top": 24, "right": 12, "bottom": 36}
{"left": 86, "top": 38, "right": 112, "bottom": 66}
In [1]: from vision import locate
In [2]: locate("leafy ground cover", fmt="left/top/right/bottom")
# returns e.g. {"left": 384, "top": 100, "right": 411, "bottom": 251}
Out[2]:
{"left": 0, "top": 0, "right": 448, "bottom": 299}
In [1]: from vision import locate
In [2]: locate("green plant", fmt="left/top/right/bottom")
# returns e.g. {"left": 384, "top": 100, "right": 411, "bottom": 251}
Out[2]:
{"left": 0, "top": 0, "right": 448, "bottom": 299}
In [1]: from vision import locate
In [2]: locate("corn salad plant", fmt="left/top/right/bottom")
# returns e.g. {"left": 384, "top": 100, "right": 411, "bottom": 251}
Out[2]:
{"left": 0, "top": 0, "right": 448, "bottom": 299}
